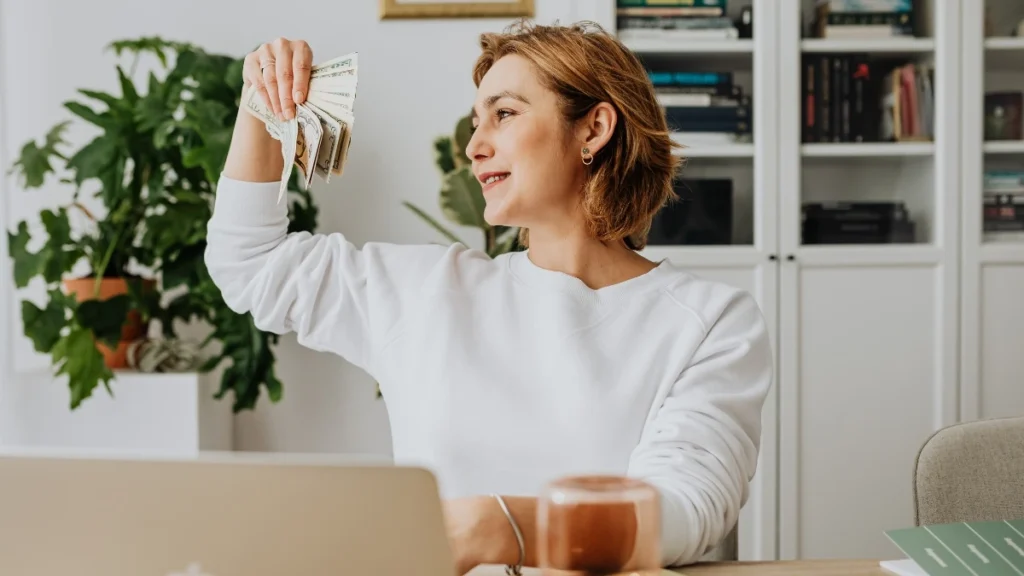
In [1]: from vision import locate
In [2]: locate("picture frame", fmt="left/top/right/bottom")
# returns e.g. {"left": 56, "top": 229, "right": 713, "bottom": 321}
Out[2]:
{"left": 379, "top": 0, "right": 534, "bottom": 19}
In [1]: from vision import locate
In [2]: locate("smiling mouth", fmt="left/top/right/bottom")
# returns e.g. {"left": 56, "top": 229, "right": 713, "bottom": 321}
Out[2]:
{"left": 480, "top": 172, "right": 510, "bottom": 191}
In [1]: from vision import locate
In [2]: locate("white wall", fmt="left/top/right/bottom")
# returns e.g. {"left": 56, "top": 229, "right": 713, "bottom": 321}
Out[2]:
{"left": 0, "top": 0, "right": 596, "bottom": 453}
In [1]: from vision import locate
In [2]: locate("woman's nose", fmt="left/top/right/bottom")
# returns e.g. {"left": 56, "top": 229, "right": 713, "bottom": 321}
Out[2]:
{"left": 465, "top": 127, "right": 493, "bottom": 162}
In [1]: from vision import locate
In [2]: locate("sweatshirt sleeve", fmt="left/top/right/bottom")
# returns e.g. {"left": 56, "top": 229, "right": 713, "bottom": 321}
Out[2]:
{"left": 626, "top": 289, "right": 774, "bottom": 567}
{"left": 204, "top": 174, "right": 457, "bottom": 374}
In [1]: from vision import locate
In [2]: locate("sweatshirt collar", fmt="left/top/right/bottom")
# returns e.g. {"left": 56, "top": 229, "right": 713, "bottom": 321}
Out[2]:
{"left": 508, "top": 250, "right": 674, "bottom": 305}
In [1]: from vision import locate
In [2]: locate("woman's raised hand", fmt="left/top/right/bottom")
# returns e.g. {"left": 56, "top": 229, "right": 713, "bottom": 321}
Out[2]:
{"left": 242, "top": 37, "right": 314, "bottom": 122}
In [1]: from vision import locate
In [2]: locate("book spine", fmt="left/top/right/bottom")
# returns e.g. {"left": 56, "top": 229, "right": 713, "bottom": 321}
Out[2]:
{"left": 819, "top": 56, "right": 831, "bottom": 141}
{"left": 841, "top": 57, "right": 851, "bottom": 142}
{"left": 617, "top": 0, "right": 725, "bottom": 6}
{"left": 850, "top": 57, "right": 866, "bottom": 142}
{"left": 664, "top": 117, "right": 752, "bottom": 133}
{"left": 804, "top": 56, "right": 817, "bottom": 142}
{"left": 817, "top": 0, "right": 912, "bottom": 12}
{"left": 617, "top": 6, "right": 726, "bottom": 17}
{"left": 648, "top": 71, "right": 731, "bottom": 87}
{"left": 663, "top": 106, "right": 752, "bottom": 122}
{"left": 617, "top": 16, "right": 735, "bottom": 28}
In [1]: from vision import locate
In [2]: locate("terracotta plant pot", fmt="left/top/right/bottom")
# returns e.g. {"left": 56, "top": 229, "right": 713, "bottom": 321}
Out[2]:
{"left": 63, "top": 277, "right": 157, "bottom": 369}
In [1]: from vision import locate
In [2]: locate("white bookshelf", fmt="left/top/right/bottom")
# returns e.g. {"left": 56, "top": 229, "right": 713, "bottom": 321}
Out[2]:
{"left": 614, "top": 0, "right": 779, "bottom": 564}
{"left": 982, "top": 140, "right": 1024, "bottom": 154}
{"left": 959, "top": 0, "right": 1024, "bottom": 465}
{"left": 610, "top": 0, "right": 1024, "bottom": 565}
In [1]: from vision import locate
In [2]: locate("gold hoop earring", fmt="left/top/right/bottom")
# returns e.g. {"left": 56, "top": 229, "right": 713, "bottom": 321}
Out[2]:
{"left": 581, "top": 146, "right": 594, "bottom": 165}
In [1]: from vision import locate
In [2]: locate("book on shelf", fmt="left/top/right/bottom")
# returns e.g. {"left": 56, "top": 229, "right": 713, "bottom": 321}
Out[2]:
{"left": 984, "top": 92, "right": 1023, "bottom": 142}
{"left": 648, "top": 69, "right": 753, "bottom": 144}
{"left": 801, "top": 55, "right": 933, "bottom": 143}
{"left": 616, "top": 0, "right": 752, "bottom": 42}
{"left": 810, "top": 0, "right": 916, "bottom": 40}
{"left": 983, "top": 170, "right": 1024, "bottom": 240}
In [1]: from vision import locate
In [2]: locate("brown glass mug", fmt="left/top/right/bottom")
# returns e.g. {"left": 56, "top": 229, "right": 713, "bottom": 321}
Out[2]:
{"left": 537, "top": 475, "right": 661, "bottom": 576}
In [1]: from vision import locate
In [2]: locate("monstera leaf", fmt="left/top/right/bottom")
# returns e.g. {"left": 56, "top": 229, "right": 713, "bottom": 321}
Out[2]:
{"left": 439, "top": 166, "right": 487, "bottom": 229}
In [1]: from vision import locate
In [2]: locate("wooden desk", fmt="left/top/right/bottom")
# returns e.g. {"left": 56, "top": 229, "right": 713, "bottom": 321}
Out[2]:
{"left": 469, "top": 559, "right": 889, "bottom": 575}
{"left": 683, "top": 559, "right": 889, "bottom": 575}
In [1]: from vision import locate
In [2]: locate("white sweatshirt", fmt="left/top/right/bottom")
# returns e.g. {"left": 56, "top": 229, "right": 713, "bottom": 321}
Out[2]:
{"left": 205, "top": 175, "right": 774, "bottom": 567}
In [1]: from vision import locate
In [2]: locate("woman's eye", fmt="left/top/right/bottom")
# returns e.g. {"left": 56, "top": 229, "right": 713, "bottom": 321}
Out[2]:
{"left": 496, "top": 109, "right": 513, "bottom": 120}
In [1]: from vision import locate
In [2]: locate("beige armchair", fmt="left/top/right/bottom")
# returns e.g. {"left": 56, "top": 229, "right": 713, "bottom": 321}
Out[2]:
{"left": 913, "top": 415, "right": 1024, "bottom": 526}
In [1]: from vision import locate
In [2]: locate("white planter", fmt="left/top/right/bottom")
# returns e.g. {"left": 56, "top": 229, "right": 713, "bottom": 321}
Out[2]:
{"left": 0, "top": 370, "right": 233, "bottom": 455}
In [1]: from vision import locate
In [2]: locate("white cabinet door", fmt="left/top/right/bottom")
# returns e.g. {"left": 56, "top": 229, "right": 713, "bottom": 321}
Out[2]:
{"left": 958, "top": 0, "right": 1024, "bottom": 424}
{"left": 778, "top": 258, "right": 957, "bottom": 559}
{"left": 775, "top": 0, "right": 962, "bottom": 560}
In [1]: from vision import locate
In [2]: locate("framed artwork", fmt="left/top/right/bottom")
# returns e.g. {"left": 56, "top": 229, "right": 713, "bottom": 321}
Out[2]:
{"left": 380, "top": 0, "right": 534, "bottom": 19}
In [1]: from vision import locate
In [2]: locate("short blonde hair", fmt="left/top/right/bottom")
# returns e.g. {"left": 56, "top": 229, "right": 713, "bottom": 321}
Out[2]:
{"left": 473, "top": 20, "right": 681, "bottom": 250}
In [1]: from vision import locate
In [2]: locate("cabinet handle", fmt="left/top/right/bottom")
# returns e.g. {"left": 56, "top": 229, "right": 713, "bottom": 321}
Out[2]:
{"left": 786, "top": 254, "right": 796, "bottom": 261}
{"left": 768, "top": 254, "right": 777, "bottom": 261}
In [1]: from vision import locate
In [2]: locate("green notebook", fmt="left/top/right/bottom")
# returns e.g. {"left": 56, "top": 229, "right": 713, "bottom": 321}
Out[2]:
{"left": 884, "top": 519, "right": 1024, "bottom": 576}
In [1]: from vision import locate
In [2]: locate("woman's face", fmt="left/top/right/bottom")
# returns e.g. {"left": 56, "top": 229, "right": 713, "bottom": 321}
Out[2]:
{"left": 467, "top": 54, "right": 585, "bottom": 231}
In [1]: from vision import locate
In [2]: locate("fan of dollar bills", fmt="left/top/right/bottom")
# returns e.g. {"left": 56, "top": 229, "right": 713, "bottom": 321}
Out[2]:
{"left": 242, "top": 52, "right": 358, "bottom": 201}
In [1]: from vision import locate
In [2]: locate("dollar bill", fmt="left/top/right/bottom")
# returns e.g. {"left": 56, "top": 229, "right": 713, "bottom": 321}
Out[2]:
{"left": 294, "top": 103, "right": 324, "bottom": 190}
{"left": 307, "top": 90, "right": 356, "bottom": 115}
{"left": 310, "top": 53, "right": 357, "bottom": 78}
{"left": 302, "top": 100, "right": 342, "bottom": 182}
{"left": 241, "top": 50, "right": 359, "bottom": 200}
{"left": 310, "top": 68, "right": 356, "bottom": 81}
{"left": 278, "top": 118, "right": 298, "bottom": 203}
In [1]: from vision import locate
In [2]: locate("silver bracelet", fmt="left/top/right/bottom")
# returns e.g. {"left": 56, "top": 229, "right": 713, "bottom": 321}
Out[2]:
{"left": 491, "top": 494, "right": 524, "bottom": 576}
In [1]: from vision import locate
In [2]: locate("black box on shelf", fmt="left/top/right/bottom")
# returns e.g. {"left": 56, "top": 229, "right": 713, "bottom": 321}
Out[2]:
{"left": 648, "top": 178, "right": 734, "bottom": 245}
{"left": 801, "top": 201, "right": 916, "bottom": 244}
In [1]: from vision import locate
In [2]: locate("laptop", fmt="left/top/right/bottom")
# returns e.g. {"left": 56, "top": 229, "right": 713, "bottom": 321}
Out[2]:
{"left": 0, "top": 448, "right": 457, "bottom": 576}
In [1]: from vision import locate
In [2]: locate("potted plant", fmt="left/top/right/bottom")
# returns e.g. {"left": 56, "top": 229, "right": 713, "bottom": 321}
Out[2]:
{"left": 403, "top": 112, "right": 522, "bottom": 257}
{"left": 7, "top": 36, "right": 319, "bottom": 411}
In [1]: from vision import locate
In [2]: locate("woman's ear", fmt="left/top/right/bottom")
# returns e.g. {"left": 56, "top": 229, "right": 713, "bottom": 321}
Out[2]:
{"left": 576, "top": 102, "right": 617, "bottom": 156}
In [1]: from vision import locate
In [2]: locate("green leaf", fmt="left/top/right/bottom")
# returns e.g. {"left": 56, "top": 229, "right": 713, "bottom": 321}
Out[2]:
{"left": 40, "top": 208, "right": 72, "bottom": 246}
{"left": 490, "top": 227, "right": 520, "bottom": 257}
{"left": 402, "top": 201, "right": 465, "bottom": 245}
{"left": 439, "top": 166, "right": 487, "bottom": 229}
{"left": 21, "top": 297, "right": 66, "bottom": 353}
{"left": 52, "top": 327, "right": 113, "bottom": 410}
{"left": 434, "top": 136, "right": 456, "bottom": 174}
{"left": 76, "top": 294, "right": 131, "bottom": 349}
{"left": 7, "top": 221, "right": 43, "bottom": 288}
{"left": 116, "top": 65, "right": 139, "bottom": 105}
{"left": 63, "top": 101, "right": 114, "bottom": 130}
{"left": 452, "top": 113, "right": 473, "bottom": 167}
{"left": 7, "top": 121, "right": 70, "bottom": 189}
{"left": 65, "top": 134, "right": 119, "bottom": 185}
{"left": 77, "top": 89, "right": 121, "bottom": 111}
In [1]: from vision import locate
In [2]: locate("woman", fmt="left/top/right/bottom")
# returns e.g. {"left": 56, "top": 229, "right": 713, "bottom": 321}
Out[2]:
{"left": 206, "top": 20, "right": 773, "bottom": 575}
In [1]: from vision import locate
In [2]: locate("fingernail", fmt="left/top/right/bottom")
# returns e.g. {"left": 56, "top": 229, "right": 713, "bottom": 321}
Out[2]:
{"left": 293, "top": 90, "right": 303, "bottom": 103}
{"left": 285, "top": 109, "right": 294, "bottom": 120}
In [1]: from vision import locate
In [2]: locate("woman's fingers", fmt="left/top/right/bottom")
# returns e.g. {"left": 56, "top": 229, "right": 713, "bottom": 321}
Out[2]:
{"left": 258, "top": 43, "right": 281, "bottom": 119}
{"left": 291, "top": 41, "right": 313, "bottom": 106}
{"left": 273, "top": 38, "right": 296, "bottom": 119}
{"left": 243, "top": 52, "right": 273, "bottom": 113}
{"left": 244, "top": 37, "right": 314, "bottom": 121}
